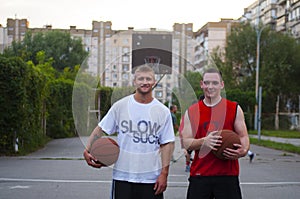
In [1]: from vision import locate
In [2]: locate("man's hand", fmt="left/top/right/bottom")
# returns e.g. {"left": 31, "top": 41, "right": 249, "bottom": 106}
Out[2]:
{"left": 222, "top": 144, "right": 243, "bottom": 160}
{"left": 153, "top": 173, "right": 167, "bottom": 195}
{"left": 83, "top": 149, "right": 103, "bottom": 168}
{"left": 198, "top": 131, "right": 222, "bottom": 158}
{"left": 203, "top": 131, "right": 222, "bottom": 151}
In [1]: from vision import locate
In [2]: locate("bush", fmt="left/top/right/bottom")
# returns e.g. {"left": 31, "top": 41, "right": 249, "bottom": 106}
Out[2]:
{"left": 0, "top": 56, "right": 47, "bottom": 154}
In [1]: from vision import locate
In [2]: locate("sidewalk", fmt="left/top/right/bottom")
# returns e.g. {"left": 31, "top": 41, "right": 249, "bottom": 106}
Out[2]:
{"left": 249, "top": 134, "right": 300, "bottom": 146}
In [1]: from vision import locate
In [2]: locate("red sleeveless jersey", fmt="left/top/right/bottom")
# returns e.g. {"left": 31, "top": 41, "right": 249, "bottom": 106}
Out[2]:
{"left": 187, "top": 98, "right": 239, "bottom": 176}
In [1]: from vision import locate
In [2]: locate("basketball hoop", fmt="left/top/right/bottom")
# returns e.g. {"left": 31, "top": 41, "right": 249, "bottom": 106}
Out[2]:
{"left": 144, "top": 56, "right": 160, "bottom": 73}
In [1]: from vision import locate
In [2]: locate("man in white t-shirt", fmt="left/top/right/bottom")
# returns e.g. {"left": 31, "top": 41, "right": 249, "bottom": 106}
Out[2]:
{"left": 83, "top": 65, "right": 175, "bottom": 199}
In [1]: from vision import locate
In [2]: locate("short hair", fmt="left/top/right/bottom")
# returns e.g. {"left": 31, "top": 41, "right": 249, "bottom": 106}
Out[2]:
{"left": 133, "top": 64, "right": 155, "bottom": 80}
{"left": 203, "top": 68, "right": 222, "bottom": 80}
{"left": 170, "top": 105, "right": 177, "bottom": 111}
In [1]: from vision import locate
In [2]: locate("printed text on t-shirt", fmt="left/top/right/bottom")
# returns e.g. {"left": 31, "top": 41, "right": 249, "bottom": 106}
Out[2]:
{"left": 120, "top": 120, "right": 161, "bottom": 144}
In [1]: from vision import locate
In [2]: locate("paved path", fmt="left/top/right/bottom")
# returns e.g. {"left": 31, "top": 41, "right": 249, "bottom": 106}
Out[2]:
{"left": 1, "top": 135, "right": 300, "bottom": 199}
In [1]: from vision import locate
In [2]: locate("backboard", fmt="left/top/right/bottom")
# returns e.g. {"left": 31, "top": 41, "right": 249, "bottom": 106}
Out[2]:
{"left": 132, "top": 33, "right": 172, "bottom": 74}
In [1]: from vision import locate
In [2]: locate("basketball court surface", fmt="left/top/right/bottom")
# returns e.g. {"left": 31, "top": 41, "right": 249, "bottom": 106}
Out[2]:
{"left": 0, "top": 136, "right": 300, "bottom": 199}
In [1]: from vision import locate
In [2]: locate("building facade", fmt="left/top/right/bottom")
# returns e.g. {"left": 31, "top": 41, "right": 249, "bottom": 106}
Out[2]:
{"left": 1, "top": 0, "right": 299, "bottom": 103}
{"left": 193, "top": 18, "right": 239, "bottom": 72}
{"left": 243, "top": 0, "right": 300, "bottom": 39}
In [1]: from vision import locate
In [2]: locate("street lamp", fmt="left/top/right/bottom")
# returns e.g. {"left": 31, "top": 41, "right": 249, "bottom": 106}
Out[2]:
{"left": 254, "top": 0, "right": 266, "bottom": 140}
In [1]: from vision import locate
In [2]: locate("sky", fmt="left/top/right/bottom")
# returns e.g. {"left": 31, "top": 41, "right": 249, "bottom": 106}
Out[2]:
{"left": 0, "top": 0, "right": 254, "bottom": 31}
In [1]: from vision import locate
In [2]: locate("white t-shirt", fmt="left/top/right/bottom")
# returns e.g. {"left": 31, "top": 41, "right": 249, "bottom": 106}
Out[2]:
{"left": 99, "top": 94, "right": 175, "bottom": 183}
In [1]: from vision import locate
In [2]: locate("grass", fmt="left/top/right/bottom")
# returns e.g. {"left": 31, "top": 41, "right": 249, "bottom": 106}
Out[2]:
{"left": 249, "top": 130, "right": 300, "bottom": 155}
{"left": 248, "top": 130, "right": 300, "bottom": 138}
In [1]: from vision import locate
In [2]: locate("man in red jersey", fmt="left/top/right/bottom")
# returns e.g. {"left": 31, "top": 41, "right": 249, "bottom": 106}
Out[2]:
{"left": 179, "top": 68, "right": 250, "bottom": 199}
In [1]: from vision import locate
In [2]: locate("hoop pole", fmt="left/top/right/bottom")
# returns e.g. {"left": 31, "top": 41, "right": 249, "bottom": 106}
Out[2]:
{"left": 152, "top": 72, "right": 166, "bottom": 90}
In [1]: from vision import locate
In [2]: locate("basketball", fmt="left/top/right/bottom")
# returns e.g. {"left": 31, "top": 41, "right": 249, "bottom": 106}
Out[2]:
{"left": 212, "top": 130, "right": 241, "bottom": 160}
{"left": 90, "top": 137, "right": 120, "bottom": 166}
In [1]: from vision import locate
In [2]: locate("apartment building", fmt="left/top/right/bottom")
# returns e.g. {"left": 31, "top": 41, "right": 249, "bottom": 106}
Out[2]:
{"left": 0, "top": 24, "right": 8, "bottom": 53}
{"left": 86, "top": 21, "right": 114, "bottom": 85}
{"left": 98, "top": 25, "right": 195, "bottom": 103}
{"left": 277, "top": 0, "right": 300, "bottom": 38}
{"left": 7, "top": 18, "right": 28, "bottom": 44}
{"left": 194, "top": 18, "right": 239, "bottom": 71}
{"left": 101, "top": 28, "right": 133, "bottom": 88}
{"left": 243, "top": 0, "right": 300, "bottom": 39}
{"left": 0, "top": 18, "right": 28, "bottom": 53}
{"left": 1, "top": 18, "right": 195, "bottom": 103}
{"left": 1, "top": 0, "right": 299, "bottom": 102}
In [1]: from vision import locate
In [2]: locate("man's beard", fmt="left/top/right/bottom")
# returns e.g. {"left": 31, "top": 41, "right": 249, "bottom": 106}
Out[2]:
{"left": 136, "top": 84, "right": 152, "bottom": 94}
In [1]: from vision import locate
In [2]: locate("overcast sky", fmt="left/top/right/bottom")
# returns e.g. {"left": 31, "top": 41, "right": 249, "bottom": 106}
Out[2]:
{"left": 0, "top": 0, "right": 254, "bottom": 31}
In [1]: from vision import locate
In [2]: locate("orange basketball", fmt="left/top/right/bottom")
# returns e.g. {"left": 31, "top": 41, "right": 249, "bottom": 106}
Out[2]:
{"left": 90, "top": 137, "right": 120, "bottom": 166}
{"left": 212, "top": 130, "right": 241, "bottom": 160}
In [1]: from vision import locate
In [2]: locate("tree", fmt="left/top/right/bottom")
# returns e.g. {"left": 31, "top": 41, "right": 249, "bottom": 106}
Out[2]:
{"left": 223, "top": 23, "right": 257, "bottom": 91}
{"left": 3, "top": 30, "right": 88, "bottom": 71}
{"left": 219, "top": 22, "right": 300, "bottom": 129}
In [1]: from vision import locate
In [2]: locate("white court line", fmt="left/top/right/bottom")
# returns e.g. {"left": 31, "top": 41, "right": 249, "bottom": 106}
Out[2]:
{"left": 1, "top": 178, "right": 300, "bottom": 186}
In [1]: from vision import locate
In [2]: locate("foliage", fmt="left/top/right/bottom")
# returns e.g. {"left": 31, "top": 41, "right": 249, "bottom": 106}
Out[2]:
{"left": 171, "top": 71, "right": 202, "bottom": 114}
{"left": 183, "top": 71, "right": 202, "bottom": 92}
{"left": 110, "top": 86, "right": 135, "bottom": 104}
{"left": 46, "top": 78, "right": 75, "bottom": 138}
{"left": 248, "top": 130, "right": 300, "bottom": 138}
{"left": 215, "top": 22, "right": 300, "bottom": 130}
{"left": 0, "top": 56, "right": 47, "bottom": 154}
{"left": 0, "top": 51, "right": 88, "bottom": 147}
{"left": 72, "top": 82, "right": 91, "bottom": 136}
{"left": 97, "top": 87, "right": 114, "bottom": 118}
{"left": 250, "top": 137, "right": 300, "bottom": 154}
{"left": 3, "top": 30, "right": 88, "bottom": 71}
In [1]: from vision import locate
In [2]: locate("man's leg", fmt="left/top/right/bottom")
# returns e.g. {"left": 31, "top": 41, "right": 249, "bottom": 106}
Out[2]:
{"left": 112, "top": 180, "right": 133, "bottom": 199}
{"left": 187, "top": 176, "right": 214, "bottom": 199}
{"left": 213, "top": 176, "right": 242, "bottom": 199}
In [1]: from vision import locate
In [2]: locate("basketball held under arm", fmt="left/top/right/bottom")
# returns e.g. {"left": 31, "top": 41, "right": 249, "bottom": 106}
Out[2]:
{"left": 83, "top": 126, "right": 105, "bottom": 168}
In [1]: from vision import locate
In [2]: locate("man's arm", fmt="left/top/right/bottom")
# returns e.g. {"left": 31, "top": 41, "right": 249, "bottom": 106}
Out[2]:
{"left": 234, "top": 105, "right": 250, "bottom": 156}
{"left": 154, "top": 141, "right": 174, "bottom": 195}
{"left": 223, "top": 105, "right": 250, "bottom": 159}
{"left": 180, "top": 110, "right": 221, "bottom": 152}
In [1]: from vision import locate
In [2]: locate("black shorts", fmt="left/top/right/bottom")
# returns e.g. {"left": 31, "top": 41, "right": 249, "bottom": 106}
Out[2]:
{"left": 187, "top": 176, "right": 242, "bottom": 199}
{"left": 187, "top": 150, "right": 193, "bottom": 155}
{"left": 111, "top": 180, "right": 164, "bottom": 199}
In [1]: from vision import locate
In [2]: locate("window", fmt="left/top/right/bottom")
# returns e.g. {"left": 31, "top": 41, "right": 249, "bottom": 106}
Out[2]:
{"left": 122, "top": 55, "right": 129, "bottom": 62}
{"left": 155, "top": 91, "right": 163, "bottom": 98}
{"left": 122, "top": 73, "right": 129, "bottom": 79}
{"left": 122, "top": 64, "right": 129, "bottom": 71}
{"left": 123, "top": 39, "right": 129, "bottom": 45}
{"left": 122, "top": 47, "right": 129, "bottom": 54}
{"left": 113, "top": 73, "right": 118, "bottom": 80}
{"left": 156, "top": 83, "right": 163, "bottom": 88}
